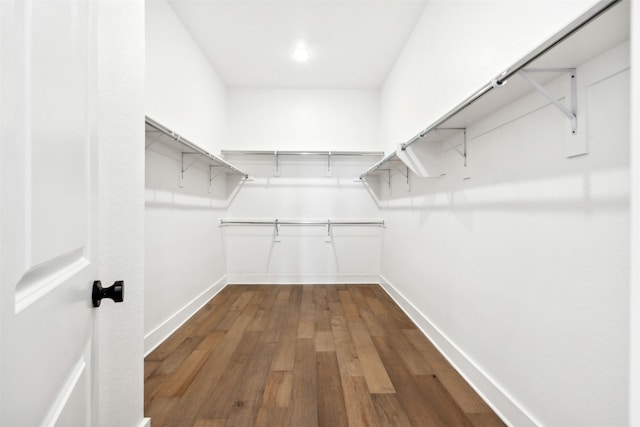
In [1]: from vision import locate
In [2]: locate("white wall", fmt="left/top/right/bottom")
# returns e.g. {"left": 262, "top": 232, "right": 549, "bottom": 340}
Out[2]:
{"left": 223, "top": 88, "right": 383, "bottom": 283}
{"left": 381, "top": 0, "right": 603, "bottom": 154}
{"left": 629, "top": 1, "right": 640, "bottom": 424}
{"left": 223, "top": 155, "right": 382, "bottom": 284}
{"left": 378, "top": 4, "right": 630, "bottom": 425}
{"left": 145, "top": 0, "right": 227, "bottom": 154}
{"left": 144, "top": 142, "right": 230, "bottom": 354}
{"left": 97, "top": 0, "right": 145, "bottom": 426}
{"left": 144, "top": 0, "right": 230, "bottom": 353}
{"left": 228, "top": 89, "right": 380, "bottom": 151}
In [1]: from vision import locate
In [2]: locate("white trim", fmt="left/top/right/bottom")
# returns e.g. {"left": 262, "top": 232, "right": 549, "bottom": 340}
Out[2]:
{"left": 144, "top": 276, "right": 227, "bottom": 356}
{"left": 378, "top": 275, "right": 539, "bottom": 427}
{"left": 41, "top": 356, "right": 87, "bottom": 427}
{"left": 225, "top": 273, "right": 379, "bottom": 285}
{"left": 15, "top": 252, "right": 89, "bottom": 314}
{"left": 629, "top": 0, "right": 640, "bottom": 424}
{"left": 139, "top": 417, "right": 151, "bottom": 427}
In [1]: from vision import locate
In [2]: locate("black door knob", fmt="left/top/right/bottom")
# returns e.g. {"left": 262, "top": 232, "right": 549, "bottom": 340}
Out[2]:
{"left": 92, "top": 280, "right": 124, "bottom": 307}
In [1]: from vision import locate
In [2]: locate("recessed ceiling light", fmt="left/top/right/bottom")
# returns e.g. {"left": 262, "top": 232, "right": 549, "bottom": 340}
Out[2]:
{"left": 292, "top": 43, "right": 310, "bottom": 62}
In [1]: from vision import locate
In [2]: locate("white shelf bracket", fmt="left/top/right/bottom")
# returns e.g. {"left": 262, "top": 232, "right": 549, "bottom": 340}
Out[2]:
{"left": 380, "top": 169, "right": 392, "bottom": 191}
{"left": 327, "top": 152, "right": 332, "bottom": 177}
{"left": 391, "top": 164, "right": 410, "bottom": 192}
{"left": 405, "top": 166, "right": 410, "bottom": 191}
{"left": 273, "top": 219, "right": 281, "bottom": 242}
{"left": 463, "top": 128, "right": 468, "bottom": 168}
{"left": 208, "top": 165, "right": 224, "bottom": 193}
{"left": 180, "top": 151, "right": 202, "bottom": 188}
{"left": 462, "top": 128, "right": 471, "bottom": 179}
{"left": 519, "top": 68, "right": 577, "bottom": 135}
{"left": 274, "top": 151, "right": 280, "bottom": 176}
{"left": 405, "top": 166, "right": 410, "bottom": 190}
{"left": 436, "top": 127, "right": 470, "bottom": 179}
{"left": 326, "top": 220, "right": 332, "bottom": 242}
{"left": 438, "top": 127, "right": 468, "bottom": 166}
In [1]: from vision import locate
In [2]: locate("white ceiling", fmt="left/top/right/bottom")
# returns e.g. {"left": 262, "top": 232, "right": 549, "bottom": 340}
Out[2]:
{"left": 167, "top": 0, "right": 428, "bottom": 89}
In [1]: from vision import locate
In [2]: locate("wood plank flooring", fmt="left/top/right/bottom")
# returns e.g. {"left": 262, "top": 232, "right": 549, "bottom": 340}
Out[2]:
{"left": 145, "top": 285, "right": 505, "bottom": 427}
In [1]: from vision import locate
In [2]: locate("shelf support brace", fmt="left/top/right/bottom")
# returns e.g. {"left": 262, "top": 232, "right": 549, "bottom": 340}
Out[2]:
{"left": 209, "top": 165, "right": 224, "bottom": 194}
{"left": 181, "top": 151, "right": 202, "bottom": 187}
{"left": 327, "top": 151, "right": 332, "bottom": 177}
{"left": 274, "top": 151, "right": 280, "bottom": 176}
{"left": 463, "top": 128, "right": 468, "bottom": 168}
{"left": 379, "top": 169, "right": 392, "bottom": 191}
{"left": 391, "top": 164, "right": 410, "bottom": 192}
{"left": 405, "top": 166, "right": 410, "bottom": 192}
{"left": 437, "top": 127, "right": 468, "bottom": 166}
{"left": 273, "top": 219, "right": 281, "bottom": 242}
{"left": 518, "top": 68, "right": 577, "bottom": 134}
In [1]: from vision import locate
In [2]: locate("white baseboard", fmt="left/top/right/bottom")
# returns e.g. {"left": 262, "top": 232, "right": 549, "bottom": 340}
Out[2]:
{"left": 139, "top": 417, "right": 151, "bottom": 427}
{"left": 378, "top": 275, "right": 539, "bottom": 427}
{"left": 144, "top": 276, "right": 227, "bottom": 356}
{"left": 226, "top": 273, "right": 379, "bottom": 285}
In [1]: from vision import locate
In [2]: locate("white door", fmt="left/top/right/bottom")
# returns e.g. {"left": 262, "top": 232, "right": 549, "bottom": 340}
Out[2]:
{"left": 1, "top": 0, "right": 108, "bottom": 424}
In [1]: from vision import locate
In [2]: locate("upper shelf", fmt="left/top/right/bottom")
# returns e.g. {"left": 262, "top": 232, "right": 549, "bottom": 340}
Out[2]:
{"left": 222, "top": 149, "right": 384, "bottom": 177}
{"left": 222, "top": 150, "right": 384, "bottom": 156}
{"left": 145, "top": 116, "right": 249, "bottom": 178}
{"left": 359, "top": 0, "right": 629, "bottom": 179}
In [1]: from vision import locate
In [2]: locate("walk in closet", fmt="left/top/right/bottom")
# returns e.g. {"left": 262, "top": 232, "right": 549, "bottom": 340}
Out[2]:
{"left": 144, "top": 0, "right": 636, "bottom": 425}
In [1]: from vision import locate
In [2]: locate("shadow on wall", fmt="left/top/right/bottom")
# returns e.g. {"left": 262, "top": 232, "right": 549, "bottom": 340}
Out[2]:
{"left": 365, "top": 66, "right": 630, "bottom": 231}
{"left": 220, "top": 226, "right": 384, "bottom": 275}
{"left": 145, "top": 143, "right": 248, "bottom": 210}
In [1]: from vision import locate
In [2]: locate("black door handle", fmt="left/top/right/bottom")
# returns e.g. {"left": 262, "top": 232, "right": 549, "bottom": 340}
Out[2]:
{"left": 92, "top": 280, "right": 124, "bottom": 307}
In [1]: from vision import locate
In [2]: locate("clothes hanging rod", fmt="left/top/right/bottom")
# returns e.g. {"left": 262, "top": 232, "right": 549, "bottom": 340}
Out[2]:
{"left": 221, "top": 150, "right": 384, "bottom": 157}
{"left": 145, "top": 116, "right": 249, "bottom": 178}
{"left": 400, "top": 0, "right": 621, "bottom": 152}
{"left": 220, "top": 219, "right": 385, "bottom": 226}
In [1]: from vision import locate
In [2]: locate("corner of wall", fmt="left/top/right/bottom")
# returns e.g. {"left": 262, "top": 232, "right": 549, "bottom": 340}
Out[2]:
{"left": 144, "top": 275, "right": 228, "bottom": 356}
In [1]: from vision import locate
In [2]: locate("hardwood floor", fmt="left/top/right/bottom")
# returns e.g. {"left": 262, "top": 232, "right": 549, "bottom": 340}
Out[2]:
{"left": 145, "top": 285, "right": 505, "bottom": 427}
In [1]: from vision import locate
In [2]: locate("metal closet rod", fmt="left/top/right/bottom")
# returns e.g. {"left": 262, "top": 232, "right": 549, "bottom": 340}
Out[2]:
{"left": 221, "top": 150, "right": 384, "bottom": 156}
{"left": 145, "top": 116, "right": 249, "bottom": 178}
{"left": 359, "top": 0, "right": 621, "bottom": 180}
{"left": 220, "top": 219, "right": 385, "bottom": 226}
